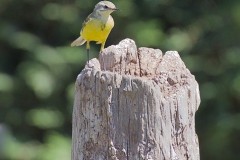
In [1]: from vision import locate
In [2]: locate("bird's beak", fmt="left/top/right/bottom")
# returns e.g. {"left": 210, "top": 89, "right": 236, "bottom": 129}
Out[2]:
{"left": 111, "top": 8, "right": 119, "bottom": 11}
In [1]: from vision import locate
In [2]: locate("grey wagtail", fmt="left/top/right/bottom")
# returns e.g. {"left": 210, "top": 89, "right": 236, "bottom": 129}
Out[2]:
{"left": 71, "top": 1, "right": 118, "bottom": 62}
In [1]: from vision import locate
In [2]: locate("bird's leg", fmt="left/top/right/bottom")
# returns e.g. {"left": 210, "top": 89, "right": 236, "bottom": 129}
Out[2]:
{"left": 100, "top": 42, "right": 105, "bottom": 52}
{"left": 87, "top": 48, "right": 90, "bottom": 63}
{"left": 86, "top": 41, "right": 90, "bottom": 63}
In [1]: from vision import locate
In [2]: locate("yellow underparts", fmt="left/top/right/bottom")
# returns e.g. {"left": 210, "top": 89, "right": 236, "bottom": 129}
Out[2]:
{"left": 81, "top": 15, "right": 114, "bottom": 51}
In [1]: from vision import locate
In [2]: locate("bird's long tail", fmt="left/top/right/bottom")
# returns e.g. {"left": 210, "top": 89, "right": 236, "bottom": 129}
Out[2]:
{"left": 71, "top": 36, "right": 86, "bottom": 47}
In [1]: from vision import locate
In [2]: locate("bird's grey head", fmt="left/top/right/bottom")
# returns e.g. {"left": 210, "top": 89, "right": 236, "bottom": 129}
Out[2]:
{"left": 94, "top": 1, "right": 117, "bottom": 15}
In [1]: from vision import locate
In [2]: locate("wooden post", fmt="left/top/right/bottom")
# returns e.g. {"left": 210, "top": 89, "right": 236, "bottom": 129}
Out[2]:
{"left": 72, "top": 39, "right": 200, "bottom": 160}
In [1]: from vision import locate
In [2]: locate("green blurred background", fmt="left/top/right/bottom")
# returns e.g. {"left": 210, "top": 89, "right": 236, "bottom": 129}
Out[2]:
{"left": 0, "top": 0, "right": 240, "bottom": 159}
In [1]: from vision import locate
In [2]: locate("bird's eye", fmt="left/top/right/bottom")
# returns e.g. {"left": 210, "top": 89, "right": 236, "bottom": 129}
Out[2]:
{"left": 104, "top": 5, "right": 108, "bottom": 9}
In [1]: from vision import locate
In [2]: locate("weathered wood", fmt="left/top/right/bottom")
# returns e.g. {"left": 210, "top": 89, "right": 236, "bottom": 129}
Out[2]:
{"left": 72, "top": 39, "right": 200, "bottom": 160}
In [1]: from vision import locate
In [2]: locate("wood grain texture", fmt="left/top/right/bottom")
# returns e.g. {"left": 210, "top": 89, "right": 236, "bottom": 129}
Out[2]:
{"left": 72, "top": 39, "right": 200, "bottom": 160}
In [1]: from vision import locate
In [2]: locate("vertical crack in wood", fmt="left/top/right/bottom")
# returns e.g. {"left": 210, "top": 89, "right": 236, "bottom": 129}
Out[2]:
{"left": 125, "top": 48, "right": 129, "bottom": 75}
{"left": 117, "top": 88, "right": 120, "bottom": 122}
{"left": 120, "top": 56, "right": 122, "bottom": 75}
{"left": 107, "top": 113, "right": 109, "bottom": 160}
{"left": 137, "top": 48, "right": 142, "bottom": 77}
{"left": 146, "top": 94, "right": 150, "bottom": 157}
{"left": 128, "top": 116, "right": 131, "bottom": 160}
{"left": 137, "top": 97, "right": 141, "bottom": 160}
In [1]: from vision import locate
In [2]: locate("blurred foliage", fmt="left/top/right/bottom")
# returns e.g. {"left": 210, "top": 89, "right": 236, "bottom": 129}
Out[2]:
{"left": 0, "top": 0, "right": 240, "bottom": 159}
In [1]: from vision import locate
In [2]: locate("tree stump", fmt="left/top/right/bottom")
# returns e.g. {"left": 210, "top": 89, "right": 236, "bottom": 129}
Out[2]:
{"left": 72, "top": 39, "right": 200, "bottom": 160}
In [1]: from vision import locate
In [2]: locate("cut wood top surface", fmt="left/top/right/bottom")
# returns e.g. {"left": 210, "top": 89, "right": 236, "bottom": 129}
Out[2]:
{"left": 82, "top": 39, "right": 197, "bottom": 95}
{"left": 87, "top": 38, "right": 191, "bottom": 77}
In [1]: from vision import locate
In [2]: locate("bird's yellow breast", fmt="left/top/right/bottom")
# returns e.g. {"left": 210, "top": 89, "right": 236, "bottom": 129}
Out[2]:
{"left": 81, "top": 15, "right": 114, "bottom": 44}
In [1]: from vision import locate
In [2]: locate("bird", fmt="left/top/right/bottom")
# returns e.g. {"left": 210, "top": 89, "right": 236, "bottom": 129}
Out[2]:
{"left": 71, "top": 1, "right": 118, "bottom": 62}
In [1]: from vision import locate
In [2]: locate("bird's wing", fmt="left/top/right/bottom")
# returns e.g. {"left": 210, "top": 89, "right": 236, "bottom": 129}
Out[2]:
{"left": 81, "top": 13, "right": 94, "bottom": 32}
